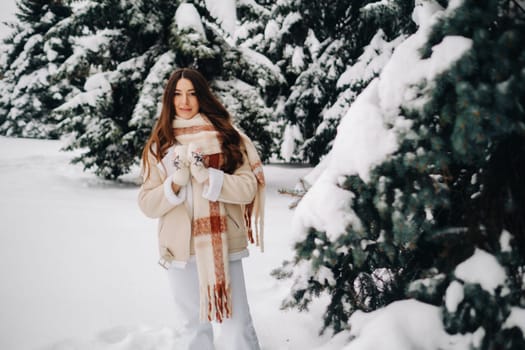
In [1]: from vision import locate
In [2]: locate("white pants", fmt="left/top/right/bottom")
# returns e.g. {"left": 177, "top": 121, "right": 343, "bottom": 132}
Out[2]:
{"left": 167, "top": 259, "right": 261, "bottom": 350}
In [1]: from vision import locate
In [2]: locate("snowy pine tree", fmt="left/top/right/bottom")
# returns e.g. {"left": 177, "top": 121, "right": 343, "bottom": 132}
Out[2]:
{"left": 276, "top": 1, "right": 525, "bottom": 347}
{"left": 0, "top": 0, "right": 72, "bottom": 138}
{"left": 418, "top": 0, "right": 525, "bottom": 347}
{"left": 50, "top": 0, "right": 174, "bottom": 179}
{"left": 262, "top": 0, "right": 415, "bottom": 163}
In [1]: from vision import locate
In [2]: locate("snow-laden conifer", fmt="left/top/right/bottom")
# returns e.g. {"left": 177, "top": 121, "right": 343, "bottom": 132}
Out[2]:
{"left": 277, "top": 2, "right": 525, "bottom": 349}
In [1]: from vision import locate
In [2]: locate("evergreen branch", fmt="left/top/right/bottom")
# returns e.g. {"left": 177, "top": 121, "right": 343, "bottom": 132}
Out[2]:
{"left": 277, "top": 188, "right": 305, "bottom": 197}
{"left": 278, "top": 178, "right": 310, "bottom": 209}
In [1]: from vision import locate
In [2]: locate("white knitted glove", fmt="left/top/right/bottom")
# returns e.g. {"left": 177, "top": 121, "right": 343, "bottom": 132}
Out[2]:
{"left": 161, "top": 144, "right": 190, "bottom": 186}
{"left": 187, "top": 143, "right": 210, "bottom": 183}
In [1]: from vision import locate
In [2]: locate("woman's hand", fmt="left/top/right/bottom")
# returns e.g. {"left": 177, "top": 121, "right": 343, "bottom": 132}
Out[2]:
{"left": 161, "top": 144, "right": 190, "bottom": 186}
{"left": 187, "top": 143, "right": 209, "bottom": 183}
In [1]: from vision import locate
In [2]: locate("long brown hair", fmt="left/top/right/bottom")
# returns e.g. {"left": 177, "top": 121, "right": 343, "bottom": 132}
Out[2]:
{"left": 141, "top": 68, "right": 243, "bottom": 180}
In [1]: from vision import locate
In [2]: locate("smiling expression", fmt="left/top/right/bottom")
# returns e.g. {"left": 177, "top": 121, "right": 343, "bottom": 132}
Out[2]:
{"left": 174, "top": 78, "right": 200, "bottom": 119}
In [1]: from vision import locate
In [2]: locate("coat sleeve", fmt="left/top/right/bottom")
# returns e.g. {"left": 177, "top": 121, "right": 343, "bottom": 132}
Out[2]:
{"left": 217, "top": 153, "right": 257, "bottom": 204}
{"left": 138, "top": 152, "right": 182, "bottom": 218}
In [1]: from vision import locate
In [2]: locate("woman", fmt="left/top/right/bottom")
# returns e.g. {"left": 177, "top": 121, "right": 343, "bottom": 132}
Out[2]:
{"left": 138, "top": 68, "right": 264, "bottom": 350}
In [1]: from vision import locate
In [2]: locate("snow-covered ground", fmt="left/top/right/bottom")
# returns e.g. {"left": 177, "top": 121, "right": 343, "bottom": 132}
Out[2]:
{"left": 0, "top": 135, "right": 336, "bottom": 350}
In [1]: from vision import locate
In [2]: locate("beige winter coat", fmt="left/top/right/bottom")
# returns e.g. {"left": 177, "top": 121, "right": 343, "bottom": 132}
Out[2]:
{"left": 138, "top": 149, "right": 258, "bottom": 263}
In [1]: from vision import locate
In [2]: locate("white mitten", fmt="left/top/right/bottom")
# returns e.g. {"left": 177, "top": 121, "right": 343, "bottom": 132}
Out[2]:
{"left": 161, "top": 144, "right": 190, "bottom": 186}
{"left": 187, "top": 143, "right": 209, "bottom": 183}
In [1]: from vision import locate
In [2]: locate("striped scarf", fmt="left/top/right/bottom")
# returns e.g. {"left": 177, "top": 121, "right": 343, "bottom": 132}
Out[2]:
{"left": 173, "top": 114, "right": 265, "bottom": 322}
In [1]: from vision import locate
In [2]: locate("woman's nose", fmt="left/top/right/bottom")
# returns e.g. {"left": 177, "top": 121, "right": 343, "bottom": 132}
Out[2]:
{"left": 182, "top": 94, "right": 188, "bottom": 104}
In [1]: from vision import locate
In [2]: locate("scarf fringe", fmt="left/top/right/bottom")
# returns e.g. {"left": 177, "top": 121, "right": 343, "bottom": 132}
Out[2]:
{"left": 201, "top": 282, "right": 232, "bottom": 323}
{"left": 243, "top": 185, "right": 265, "bottom": 253}
{"left": 241, "top": 132, "right": 266, "bottom": 253}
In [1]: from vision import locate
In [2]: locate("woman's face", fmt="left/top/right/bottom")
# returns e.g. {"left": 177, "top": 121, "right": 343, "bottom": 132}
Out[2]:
{"left": 174, "top": 78, "right": 200, "bottom": 119}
